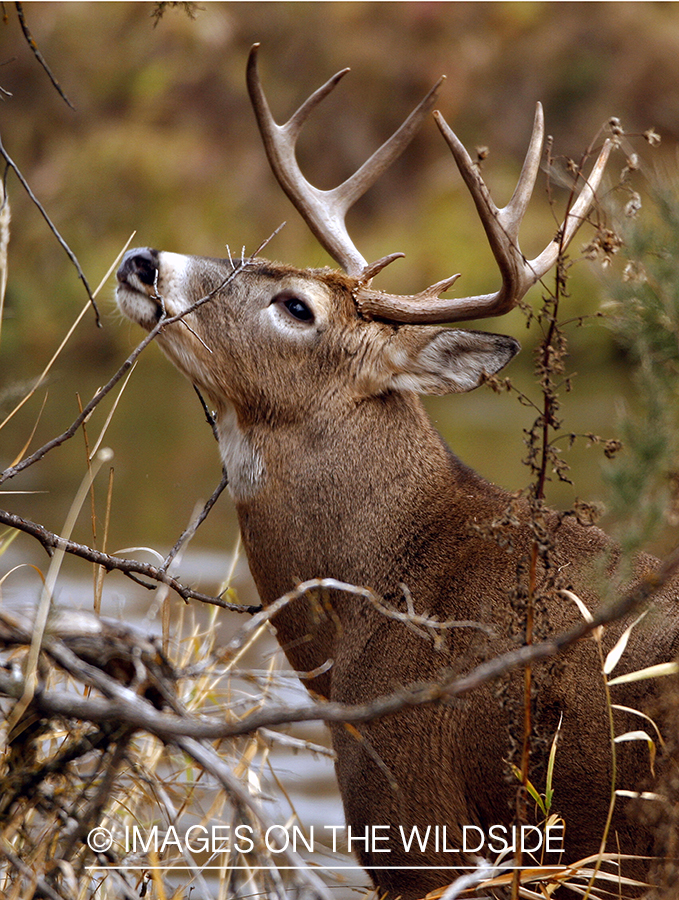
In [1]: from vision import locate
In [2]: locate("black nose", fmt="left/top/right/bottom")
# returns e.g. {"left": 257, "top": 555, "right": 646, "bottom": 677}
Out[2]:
{"left": 117, "top": 247, "right": 160, "bottom": 286}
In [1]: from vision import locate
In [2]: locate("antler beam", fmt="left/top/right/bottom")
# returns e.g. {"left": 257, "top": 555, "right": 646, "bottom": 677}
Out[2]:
{"left": 355, "top": 105, "right": 613, "bottom": 323}
{"left": 247, "top": 43, "right": 444, "bottom": 278}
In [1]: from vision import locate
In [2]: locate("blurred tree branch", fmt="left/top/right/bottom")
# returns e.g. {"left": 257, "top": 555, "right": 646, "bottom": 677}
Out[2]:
{"left": 14, "top": 1, "right": 75, "bottom": 110}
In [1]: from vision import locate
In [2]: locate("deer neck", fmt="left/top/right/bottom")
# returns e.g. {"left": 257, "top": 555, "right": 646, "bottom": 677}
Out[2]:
{"left": 219, "top": 390, "right": 500, "bottom": 602}
{"left": 217, "top": 390, "right": 511, "bottom": 696}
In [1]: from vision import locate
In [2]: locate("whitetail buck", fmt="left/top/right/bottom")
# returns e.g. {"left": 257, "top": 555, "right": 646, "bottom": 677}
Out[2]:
{"left": 117, "top": 46, "right": 679, "bottom": 898}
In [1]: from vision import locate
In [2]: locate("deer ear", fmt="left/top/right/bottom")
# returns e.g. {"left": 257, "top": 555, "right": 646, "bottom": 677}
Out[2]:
{"left": 383, "top": 327, "right": 520, "bottom": 396}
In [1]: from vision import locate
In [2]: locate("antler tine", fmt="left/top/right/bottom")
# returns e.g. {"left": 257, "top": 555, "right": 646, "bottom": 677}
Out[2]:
{"left": 535, "top": 135, "right": 612, "bottom": 269}
{"left": 247, "top": 44, "right": 444, "bottom": 278}
{"left": 248, "top": 46, "right": 351, "bottom": 151}
{"left": 497, "top": 102, "right": 545, "bottom": 234}
{"left": 356, "top": 106, "right": 612, "bottom": 324}
{"left": 286, "top": 70, "right": 352, "bottom": 142}
{"left": 427, "top": 104, "right": 546, "bottom": 319}
{"left": 334, "top": 76, "right": 445, "bottom": 218}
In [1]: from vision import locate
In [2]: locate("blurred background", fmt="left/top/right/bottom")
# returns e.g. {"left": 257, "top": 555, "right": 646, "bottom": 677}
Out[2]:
{"left": 1, "top": 7, "right": 679, "bottom": 895}
{"left": 2, "top": 1, "right": 679, "bottom": 589}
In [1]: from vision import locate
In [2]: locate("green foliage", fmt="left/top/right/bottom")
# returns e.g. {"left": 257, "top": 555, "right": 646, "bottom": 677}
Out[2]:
{"left": 604, "top": 182, "right": 679, "bottom": 554}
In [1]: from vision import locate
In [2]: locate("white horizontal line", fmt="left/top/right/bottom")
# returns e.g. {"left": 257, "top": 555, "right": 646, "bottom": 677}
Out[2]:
{"left": 86, "top": 865, "right": 562, "bottom": 872}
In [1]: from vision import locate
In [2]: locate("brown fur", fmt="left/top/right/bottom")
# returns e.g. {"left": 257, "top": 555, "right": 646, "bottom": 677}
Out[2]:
{"left": 117, "top": 251, "right": 679, "bottom": 899}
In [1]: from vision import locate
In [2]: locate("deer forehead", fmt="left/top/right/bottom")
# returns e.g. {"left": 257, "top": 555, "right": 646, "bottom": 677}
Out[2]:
{"left": 156, "top": 252, "right": 346, "bottom": 323}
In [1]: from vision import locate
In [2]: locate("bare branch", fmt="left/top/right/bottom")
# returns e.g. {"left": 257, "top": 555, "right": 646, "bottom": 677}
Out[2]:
{"left": 2, "top": 546, "right": 676, "bottom": 741}
{"left": 0, "top": 325, "right": 156, "bottom": 484}
{"left": 0, "top": 508, "right": 260, "bottom": 613}
{"left": 0, "top": 135, "right": 99, "bottom": 322}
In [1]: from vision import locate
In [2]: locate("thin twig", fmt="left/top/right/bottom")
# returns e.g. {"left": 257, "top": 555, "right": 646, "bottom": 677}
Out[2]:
{"left": 15, "top": 2, "right": 75, "bottom": 110}
{"left": 193, "top": 384, "right": 220, "bottom": 443}
{"left": 160, "top": 472, "right": 230, "bottom": 575}
{"left": 0, "top": 138, "right": 98, "bottom": 321}
{"left": 0, "top": 326, "right": 157, "bottom": 483}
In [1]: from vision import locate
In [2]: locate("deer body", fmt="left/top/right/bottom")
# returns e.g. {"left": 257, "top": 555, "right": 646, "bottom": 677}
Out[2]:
{"left": 116, "top": 49, "right": 678, "bottom": 898}
{"left": 117, "top": 253, "right": 676, "bottom": 898}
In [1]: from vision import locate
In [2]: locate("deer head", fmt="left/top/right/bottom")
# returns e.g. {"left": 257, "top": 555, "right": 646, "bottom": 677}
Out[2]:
{"left": 117, "top": 45, "right": 610, "bottom": 499}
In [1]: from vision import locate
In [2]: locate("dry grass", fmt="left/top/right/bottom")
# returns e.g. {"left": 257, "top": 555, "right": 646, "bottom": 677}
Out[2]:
{"left": 0, "top": 593, "right": 348, "bottom": 900}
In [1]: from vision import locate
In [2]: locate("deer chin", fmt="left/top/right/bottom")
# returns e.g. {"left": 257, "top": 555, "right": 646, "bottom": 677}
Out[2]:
{"left": 115, "top": 281, "right": 163, "bottom": 331}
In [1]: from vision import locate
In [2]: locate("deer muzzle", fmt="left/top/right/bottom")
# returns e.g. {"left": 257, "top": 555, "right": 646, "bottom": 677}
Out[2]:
{"left": 118, "top": 247, "right": 160, "bottom": 292}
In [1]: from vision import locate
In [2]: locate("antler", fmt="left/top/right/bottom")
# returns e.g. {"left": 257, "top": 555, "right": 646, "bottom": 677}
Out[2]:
{"left": 247, "top": 43, "right": 444, "bottom": 278}
{"left": 356, "top": 105, "right": 613, "bottom": 323}
{"left": 248, "top": 47, "right": 612, "bottom": 325}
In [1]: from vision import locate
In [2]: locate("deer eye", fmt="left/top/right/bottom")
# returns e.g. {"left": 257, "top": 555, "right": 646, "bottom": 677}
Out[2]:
{"left": 273, "top": 292, "right": 315, "bottom": 323}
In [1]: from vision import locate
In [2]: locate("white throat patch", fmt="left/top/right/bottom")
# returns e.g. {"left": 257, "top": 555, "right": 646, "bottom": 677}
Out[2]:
{"left": 216, "top": 404, "right": 264, "bottom": 501}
